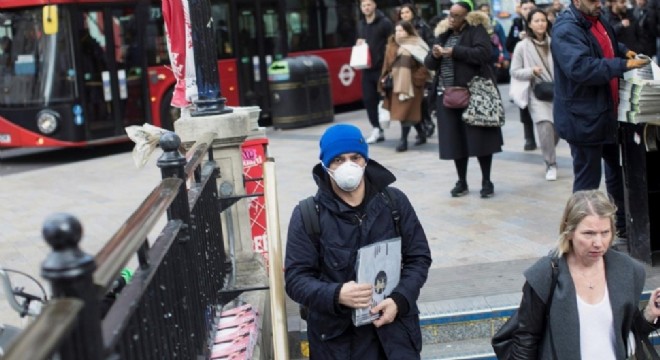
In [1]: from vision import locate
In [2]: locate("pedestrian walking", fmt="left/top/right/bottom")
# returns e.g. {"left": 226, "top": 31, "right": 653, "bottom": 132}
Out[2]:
{"left": 507, "top": 0, "right": 539, "bottom": 152}
{"left": 379, "top": 21, "right": 431, "bottom": 152}
{"left": 284, "top": 123, "right": 432, "bottom": 359}
{"left": 356, "top": 0, "right": 393, "bottom": 144}
{"left": 398, "top": 3, "right": 436, "bottom": 139}
{"left": 551, "top": 0, "right": 650, "bottom": 246}
{"left": 510, "top": 9, "right": 560, "bottom": 181}
{"left": 502, "top": 190, "right": 660, "bottom": 359}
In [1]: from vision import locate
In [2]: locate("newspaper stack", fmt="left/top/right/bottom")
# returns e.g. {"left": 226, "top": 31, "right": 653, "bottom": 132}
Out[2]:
{"left": 619, "top": 56, "right": 660, "bottom": 126}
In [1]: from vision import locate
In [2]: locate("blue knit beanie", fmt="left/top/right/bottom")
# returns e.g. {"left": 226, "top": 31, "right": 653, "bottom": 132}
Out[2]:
{"left": 319, "top": 124, "right": 369, "bottom": 167}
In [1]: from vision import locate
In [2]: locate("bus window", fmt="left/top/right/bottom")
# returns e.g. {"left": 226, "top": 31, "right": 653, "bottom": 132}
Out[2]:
{"left": 146, "top": 5, "right": 168, "bottom": 66}
{"left": 285, "top": 0, "right": 357, "bottom": 51}
{"left": 0, "top": 8, "right": 75, "bottom": 106}
{"left": 210, "top": 1, "right": 233, "bottom": 59}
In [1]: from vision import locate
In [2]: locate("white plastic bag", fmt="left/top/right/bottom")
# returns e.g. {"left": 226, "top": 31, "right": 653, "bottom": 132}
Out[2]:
{"left": 378, "top": 100, "right": 390, "bottom": 129}
{"left": 350, "top": 43, "right": 371, "bottom": 70}
{"left": 125, "top": 124, "right": 169, "bottom": 169}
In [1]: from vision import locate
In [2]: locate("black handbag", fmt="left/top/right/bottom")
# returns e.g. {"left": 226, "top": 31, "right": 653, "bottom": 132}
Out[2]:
{"left": 533, "top": 81, "right": 554, "bottom": 101}
{"left": 531, "top": 44, "right": 554, "bottom": 102}
{"left": 382, "top": 74, "right": 393, "bottom": 93}
{"left": 492, "top": 258, "right": 559, "bottom": 359}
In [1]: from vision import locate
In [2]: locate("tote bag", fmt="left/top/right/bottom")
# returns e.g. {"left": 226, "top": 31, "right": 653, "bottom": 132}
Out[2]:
{"left": 350, "top": 43, "right": 371, "bottom": 70}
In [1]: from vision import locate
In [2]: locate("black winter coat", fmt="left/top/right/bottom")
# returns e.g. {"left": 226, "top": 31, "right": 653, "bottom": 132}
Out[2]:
{"left": 285, "top": 160, "right": 432, "bottom": 360}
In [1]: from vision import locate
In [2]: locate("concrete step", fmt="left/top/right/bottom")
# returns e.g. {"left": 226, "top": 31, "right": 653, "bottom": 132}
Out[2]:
{"left": 421, "top": 338, "right": 495, "bottom": 360}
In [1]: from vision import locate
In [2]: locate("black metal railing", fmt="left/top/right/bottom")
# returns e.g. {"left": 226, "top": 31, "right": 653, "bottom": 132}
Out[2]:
{"left": 2, "top": 131, "right": 235, "bottom": 360}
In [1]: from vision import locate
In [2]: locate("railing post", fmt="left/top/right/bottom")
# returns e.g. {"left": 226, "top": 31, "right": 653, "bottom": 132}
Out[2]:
{"left": 157, "top": 132, "right": 192, "bottom": 240}
{"left": 41, "top": 213, "right": 103, "bottom": 359}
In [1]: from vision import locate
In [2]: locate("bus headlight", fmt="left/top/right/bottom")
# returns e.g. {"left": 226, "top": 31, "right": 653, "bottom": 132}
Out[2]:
{"left": 36, "top": 110, "right": 59, "bottom": 135}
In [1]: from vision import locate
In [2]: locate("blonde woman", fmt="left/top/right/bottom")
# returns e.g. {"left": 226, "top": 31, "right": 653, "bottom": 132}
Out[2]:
{"left": 506, "top": 190, "right": 660, "bottom": 359}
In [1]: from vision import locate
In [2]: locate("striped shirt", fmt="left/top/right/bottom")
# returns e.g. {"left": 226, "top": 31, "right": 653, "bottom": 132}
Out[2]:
{"left": 440, "top": 34, "right": 461, "bottom": 88}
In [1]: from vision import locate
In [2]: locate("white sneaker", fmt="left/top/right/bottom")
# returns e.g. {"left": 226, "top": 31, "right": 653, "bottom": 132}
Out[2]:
{"left": 545, "top": 165, "right": 557, "bottom": 181}
{"left": 366, "top": 128, "right": 384, "bottom": 144}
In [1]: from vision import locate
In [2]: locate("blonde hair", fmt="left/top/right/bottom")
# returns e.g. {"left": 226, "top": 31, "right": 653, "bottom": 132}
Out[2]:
{"left": 552, "top": 190, "right": 617, "bottom": 257}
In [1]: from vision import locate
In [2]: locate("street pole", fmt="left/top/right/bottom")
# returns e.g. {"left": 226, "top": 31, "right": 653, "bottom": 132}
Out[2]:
{"left": 188, "top": 0, "right": 232, "bottom": 116}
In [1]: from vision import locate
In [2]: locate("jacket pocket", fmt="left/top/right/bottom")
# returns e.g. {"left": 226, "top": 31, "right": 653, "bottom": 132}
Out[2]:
{"left": 565, "top": 99, "right": 611, "bottom": 143}
{"left": 322, "top": 246, "right": 351, "bottom": 271}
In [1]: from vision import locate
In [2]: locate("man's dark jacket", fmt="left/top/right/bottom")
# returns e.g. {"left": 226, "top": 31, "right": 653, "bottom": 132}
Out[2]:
{"left": 285, "top": 159, "right": 432, "bottom": 359}
{"left": 604, "top": 8, "right": 638, "bottom": 51}
{"left": 357, "top": 10, "right": 393, "bottom": 73}
{"left": 551, "top": 4, "right": 629, "bottom": 145}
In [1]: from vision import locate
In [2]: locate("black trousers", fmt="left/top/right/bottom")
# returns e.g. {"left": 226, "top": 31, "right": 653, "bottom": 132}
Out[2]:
{"left": 569, "top": 142, "right": 626, "bottom": 233}
{"left": 361, "top": 69, "right": 382, "bottom": 129}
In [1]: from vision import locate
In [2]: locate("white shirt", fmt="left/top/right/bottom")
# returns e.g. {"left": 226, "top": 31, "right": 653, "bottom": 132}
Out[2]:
{"left": 577, "top": 285, "right": 617, "bottom": 360}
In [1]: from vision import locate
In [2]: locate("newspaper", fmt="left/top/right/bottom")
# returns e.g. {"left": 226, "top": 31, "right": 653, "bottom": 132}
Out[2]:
{"left": 619, "top": 55, "right": 660, "bottom": 126}
{"left": 352, "top": 237, "right": 401, "bottom": 327}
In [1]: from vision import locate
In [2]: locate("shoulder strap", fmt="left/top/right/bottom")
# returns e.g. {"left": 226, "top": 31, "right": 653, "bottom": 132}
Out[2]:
{"left": 547, "top": 258, "right": 559, "bottom": 360}
{"left": 299, "top": 196, "right": 321, "bottom": 249}
{"left": 382, "top": 187, "right": 401, "bottom": 237}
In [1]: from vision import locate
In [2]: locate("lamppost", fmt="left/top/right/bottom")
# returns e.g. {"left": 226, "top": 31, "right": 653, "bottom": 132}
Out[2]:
{"left": 188, "top": 0, "right": 232, "bottom": 116}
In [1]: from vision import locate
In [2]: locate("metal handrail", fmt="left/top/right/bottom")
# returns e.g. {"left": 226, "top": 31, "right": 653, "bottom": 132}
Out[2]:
{"left": 183, "top": 132, "right": 215, "bottom": 178}
{"left": 1, "top": 299, "right": 83, "bottom": 360}
{"left": 94, "top": 178, "right": 183, "bottom": 294}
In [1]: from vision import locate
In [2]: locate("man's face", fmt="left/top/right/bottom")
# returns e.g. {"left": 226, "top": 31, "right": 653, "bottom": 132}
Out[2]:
{"left": 574, "top": 0, "right": 602, "bottom": 17}
{"left": 612, "top": 0, "right": 627, "bottom": 14}
{"left": 636, "top": 0, "right": 647, "bottom": 8}
{"left": 479, "top": 5, "right": 491, "bottom": 14}
{"left": 520, "top": 2, "right": 537, "bottom": 19}
{"left": 360, "top": 0, "right": 376, "bottom": 16}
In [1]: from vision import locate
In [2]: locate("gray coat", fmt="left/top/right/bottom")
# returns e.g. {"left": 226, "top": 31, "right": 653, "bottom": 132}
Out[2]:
{"left": 522, "top": 251, "right": 648, "bottom": 359}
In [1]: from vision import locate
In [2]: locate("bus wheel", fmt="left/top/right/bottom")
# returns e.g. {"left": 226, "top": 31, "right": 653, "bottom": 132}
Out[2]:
{"left": 160, "top": 88, "right": 181, "bottom": 131}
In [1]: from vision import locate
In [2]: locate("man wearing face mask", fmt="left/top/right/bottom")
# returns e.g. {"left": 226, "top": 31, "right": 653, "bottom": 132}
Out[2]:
{"left": 284, "top": 124, "right": 432, "bottom": 359}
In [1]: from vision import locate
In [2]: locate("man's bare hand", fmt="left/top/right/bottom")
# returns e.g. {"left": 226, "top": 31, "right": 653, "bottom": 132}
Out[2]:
{"left": 371, "top": 298, "right": 398, "bottom": 327}
{"left": 338, "top": 281, "right": 373, "bottom": 309}
{"left": 627, "top": 58, "right": 651, "bottom": 70}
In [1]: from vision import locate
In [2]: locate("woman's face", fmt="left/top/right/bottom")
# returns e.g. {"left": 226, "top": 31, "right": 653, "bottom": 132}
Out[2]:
{"left": 400, "top": 7, "right": 414, "bottom": 21}
{"left": 569, "top": 215, "right": 612, "bottom": 264}
{"left": 529, "top": 12, "right": 548, "bottom": 39}
{"left": 448, "top": 5, "right": 468, "bottom": 31}
{"left": 395, "top": 25, "right": 407, "bottom": 40}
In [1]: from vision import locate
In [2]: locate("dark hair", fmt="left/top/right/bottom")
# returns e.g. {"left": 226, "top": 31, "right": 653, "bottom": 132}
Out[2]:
{"left": 520, "top": 0, "right": 536, "bottom": 5}
{"left": 399, "top": 3, "right": 418, "bottom": 19}
{"left": 525, "top": 8, "right": 549, "bottom": 36}
{"left": 455, "top": 1, "right": 473, "bottom": 12}
{"left": 396, "top": 20, "right": 419, "bottom": 36}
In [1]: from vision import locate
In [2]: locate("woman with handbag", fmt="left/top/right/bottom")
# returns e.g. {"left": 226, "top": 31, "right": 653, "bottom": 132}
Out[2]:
{"left": 424, "top": 2, "right": 503, "bottom": 198}
{"left": 510, "top": 9, "right": 560, "bottom": 181}
{"left": 379, "top": 21, "right": 431, "bottom": 152}
{"left": 500, "top": 190, "right": 660, "bottom": 359}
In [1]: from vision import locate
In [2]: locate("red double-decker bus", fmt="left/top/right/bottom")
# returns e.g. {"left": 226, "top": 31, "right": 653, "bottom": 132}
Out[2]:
{"left": 0, "top": 0, "right": 439, "bottom": 148}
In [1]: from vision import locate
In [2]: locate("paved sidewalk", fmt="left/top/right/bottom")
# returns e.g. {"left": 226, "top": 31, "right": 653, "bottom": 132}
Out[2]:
{"left": 1, "top": 84, "right": 642, "bottom": 337}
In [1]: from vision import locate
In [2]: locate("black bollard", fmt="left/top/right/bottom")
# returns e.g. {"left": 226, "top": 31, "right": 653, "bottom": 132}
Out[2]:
{"left": 41, "top": 213, "right": 103, "bottom": 359}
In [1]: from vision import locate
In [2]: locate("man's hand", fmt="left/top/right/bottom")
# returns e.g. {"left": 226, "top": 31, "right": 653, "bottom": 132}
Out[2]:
{"left": 643, "top": 288, "right": 660, "bottom": 323}
{"left": 626, "top": 50, "right": 637, "bottom": 59}
{"left": 338, "top": 281, "right": 373, "bottom": 309}
{"left": 371, "top": 298, "right": 398, "bottom": 327}
{"left": 519, "top": 30, "right": 527, "bottom": 40}
{"left": 432, "top": 44, "right": 443, "bottom": 59}
{"left": 622, "top": 19, "right": 631, "bottom": 27}
{"left": 627, "top": 58, "right": 651, "bottom": 69}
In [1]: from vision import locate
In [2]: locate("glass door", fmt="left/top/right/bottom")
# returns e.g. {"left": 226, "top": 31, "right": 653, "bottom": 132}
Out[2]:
{"left": 232, "top": 0, "right": 286, "bottom": 122}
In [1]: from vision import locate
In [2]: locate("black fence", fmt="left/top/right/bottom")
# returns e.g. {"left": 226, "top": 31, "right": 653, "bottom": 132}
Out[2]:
{"left": 3, "top": 132, "right": 239, "bottom": 359}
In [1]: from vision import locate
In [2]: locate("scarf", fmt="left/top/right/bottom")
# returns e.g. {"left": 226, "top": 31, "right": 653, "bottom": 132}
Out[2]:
{"left": 584, "top": 14, "right": 619, "bottom": 109}
{"left": 392, "top": 36, "right": 428, "bottom": 99}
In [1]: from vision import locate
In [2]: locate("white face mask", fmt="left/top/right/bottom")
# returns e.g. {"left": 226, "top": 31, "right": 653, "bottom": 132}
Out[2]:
{"left": 327, "top": 161, "right": 365, "bottom": 192}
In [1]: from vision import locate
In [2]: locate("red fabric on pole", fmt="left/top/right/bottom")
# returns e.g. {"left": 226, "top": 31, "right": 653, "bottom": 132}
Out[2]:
{"left": 162, "top": 0, "right": 189, "bottom": 107}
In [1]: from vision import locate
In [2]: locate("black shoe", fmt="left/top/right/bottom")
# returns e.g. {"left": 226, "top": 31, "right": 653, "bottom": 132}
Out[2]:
{"left": 425, "top": 121, "right": 436, "bottom": 138}
{"left": 480, "top": 180, "right": 494, "bottom": 198}
{"left": 396, "top": 140, "right": 408, "bottom": 152}
{"left": 414, "top": 137, "right": 427, "bottom": 146}
{"left": 524, "top": 139, "right": 537, "bottom": 151}
{"left": 450, "top": 181, "right": 469, "bottom": 197}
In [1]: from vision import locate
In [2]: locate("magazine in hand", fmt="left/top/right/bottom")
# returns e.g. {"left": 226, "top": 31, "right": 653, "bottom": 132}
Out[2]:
{"left": 352, "top": 237, "right": 401, "bottom": 327}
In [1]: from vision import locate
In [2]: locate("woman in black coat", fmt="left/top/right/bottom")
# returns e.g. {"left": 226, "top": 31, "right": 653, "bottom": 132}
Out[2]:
{"left": 424, "top": 2, "right": 503, "bottom": 198}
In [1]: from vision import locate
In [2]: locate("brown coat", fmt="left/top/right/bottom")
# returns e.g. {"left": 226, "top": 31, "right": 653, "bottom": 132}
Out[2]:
{"left": 379, "top": 37, "right": 429, "bottom": 123}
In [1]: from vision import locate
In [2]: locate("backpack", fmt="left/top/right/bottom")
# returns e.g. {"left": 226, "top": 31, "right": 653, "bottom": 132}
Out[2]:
{"left": 296, "top": 188, "right": 401, "bottom": 320}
